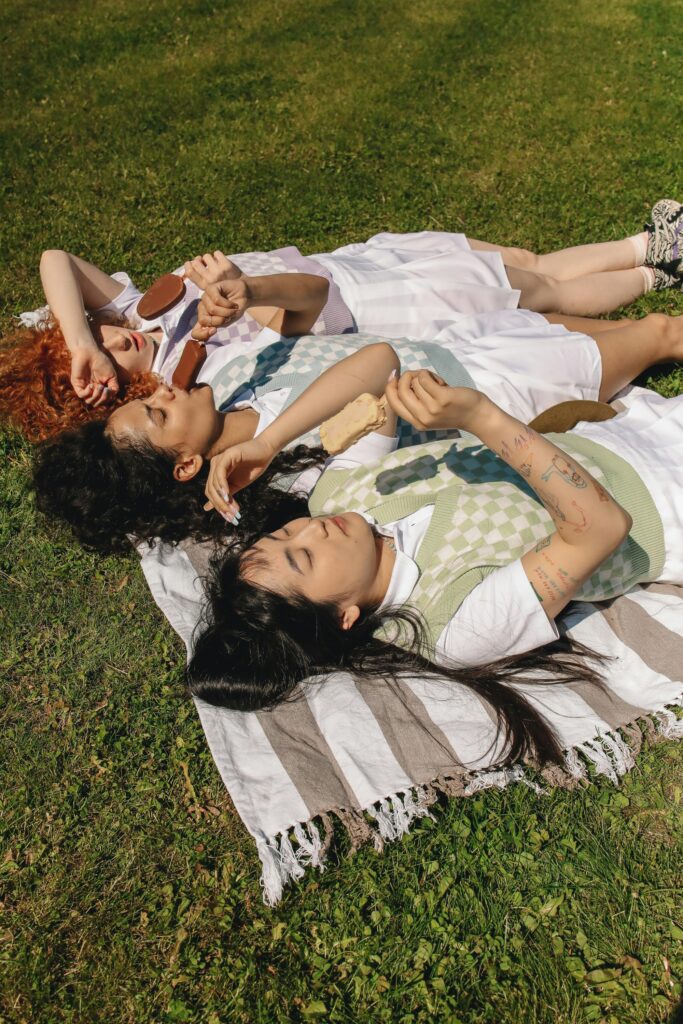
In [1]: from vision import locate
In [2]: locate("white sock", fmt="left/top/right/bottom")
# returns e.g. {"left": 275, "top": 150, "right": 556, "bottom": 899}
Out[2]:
{"left": 628, "top": 231, "right": 649, "bottom": 266}
{"left": 637, "top": 265, "right": 655, "bottom": 292}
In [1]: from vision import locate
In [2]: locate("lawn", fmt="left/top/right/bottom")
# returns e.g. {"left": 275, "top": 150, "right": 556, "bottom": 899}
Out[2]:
{"left": 1, "top": 0, "right": 682, "bottom": 1021}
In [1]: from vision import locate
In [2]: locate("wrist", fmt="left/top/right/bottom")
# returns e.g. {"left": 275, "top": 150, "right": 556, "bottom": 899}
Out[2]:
{"left": 67, "top": 329, "right": 98, "bottom": 353}
{"left": 255, "top": 426, "right": 280, "bottom": 460}
{"left": 457, "top": 391, "right": 496, "bottom": 434}
{"left": 241, "top": 275, "right": 257, "bottom": 306}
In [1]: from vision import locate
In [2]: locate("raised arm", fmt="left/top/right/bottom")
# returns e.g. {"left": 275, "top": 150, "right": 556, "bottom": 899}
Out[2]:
{"left": 204, "top": 342, "right": 399, "bottom": 515}
{"left": 386, "top": 371, "right": 632, "bottom": 621}
{"left": 189, "top": 272, "right": 330, "bottom": 340}
{"left": 40, "top": 249, "right": 125, "bottom": 405}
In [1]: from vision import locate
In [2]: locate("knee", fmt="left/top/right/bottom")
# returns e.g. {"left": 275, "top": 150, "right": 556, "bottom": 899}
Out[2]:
{"left": 505, "top": 247, "right": 540, "bottom": 272}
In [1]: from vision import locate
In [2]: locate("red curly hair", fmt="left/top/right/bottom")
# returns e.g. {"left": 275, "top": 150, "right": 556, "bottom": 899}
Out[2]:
{"left": 0, "top": 315, "right": 160, "bottom": 442}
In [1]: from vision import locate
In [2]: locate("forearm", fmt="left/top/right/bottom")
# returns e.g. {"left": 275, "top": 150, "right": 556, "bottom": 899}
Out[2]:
{"left": 464, "top": 395, "right": 632, "bottom": 615}
{"left": 40, "top": 250, "right": 124, "bottom": 353}
{"left": 260, "top": 343, "right": 399, "bottom": 455}
{"left": 244, "top": 273, "right": 329, "bottom": 313}
{"left": 466, "top": 396, "right": 632, "bottom": 549}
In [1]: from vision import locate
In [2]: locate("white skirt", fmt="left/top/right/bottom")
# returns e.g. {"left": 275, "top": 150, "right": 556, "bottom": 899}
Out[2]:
{"left": 432, "top": 308, "right": 602, "bottom": 423}
{"left": 574, "top": 388, "right": 683, "bottom": 583}
{"left": 313, "top": 231, "right": 520, "bottom": 339}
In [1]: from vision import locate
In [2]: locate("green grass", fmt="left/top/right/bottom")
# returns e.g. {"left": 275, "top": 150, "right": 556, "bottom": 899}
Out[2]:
{"left": 2, "top": 0, "right": 683, "bottom": 1020}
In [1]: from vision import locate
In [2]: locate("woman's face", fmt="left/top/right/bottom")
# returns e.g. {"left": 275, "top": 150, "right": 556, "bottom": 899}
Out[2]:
{"left": 244, "top": 512, "right": 385, "bottom": 623}
{"left": 106, "top": 382, "right": 221, "bottom": 460}
{"left": 93, "top": 324, "right": 158, "bottom": 379}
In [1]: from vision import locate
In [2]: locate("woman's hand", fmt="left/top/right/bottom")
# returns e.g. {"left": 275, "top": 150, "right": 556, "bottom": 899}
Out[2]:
{"left": 191, "top": 280, "right": 249, "bottom": 341}
{"left": 204, "top": 435, "right": 277, "bottom": 518}
{"left": 385, "top": 370, "right": 483, "bottom": 432}
{"left": 184, "top": 251, "right": 243, "bottom": 290}
{"left": 70, "top": 344, "right": 120, "bottom": 407}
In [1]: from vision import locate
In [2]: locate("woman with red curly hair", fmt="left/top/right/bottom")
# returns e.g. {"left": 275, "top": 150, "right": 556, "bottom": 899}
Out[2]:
{"left": 7, "top": 201, "right": 683, "bottom": 439}
{"left": 0, "top": 315, "right": 160, "bottom": 443}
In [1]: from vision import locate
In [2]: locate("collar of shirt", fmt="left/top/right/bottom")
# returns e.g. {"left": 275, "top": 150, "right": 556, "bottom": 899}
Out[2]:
{"left": 357, "top": 508, "right": 433, "bottom": 612}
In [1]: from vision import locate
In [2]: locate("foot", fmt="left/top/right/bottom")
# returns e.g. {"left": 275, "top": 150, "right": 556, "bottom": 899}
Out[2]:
{"left": 653, "top": 265, "right": 683, "bottom": 291}
{"left": 645, "top": 198, "right": 683, "bottom": 272}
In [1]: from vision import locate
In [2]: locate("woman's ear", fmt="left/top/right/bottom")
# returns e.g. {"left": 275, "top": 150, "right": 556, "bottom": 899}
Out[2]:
{"left": 339, "top": 604, "right": 361, "bottom": 631}
{"left": 173, "top": 453, "right": 204, "bottom": 483}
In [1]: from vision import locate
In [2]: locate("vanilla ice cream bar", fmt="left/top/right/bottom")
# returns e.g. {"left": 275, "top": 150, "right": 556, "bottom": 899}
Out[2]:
{"left": 320, "top": 393, "right": 387, "bottom": 455}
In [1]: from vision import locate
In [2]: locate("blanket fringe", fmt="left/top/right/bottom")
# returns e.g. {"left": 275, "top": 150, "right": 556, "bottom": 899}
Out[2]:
{"left": 257, "top": 700, "right": 682, "bottom": 905}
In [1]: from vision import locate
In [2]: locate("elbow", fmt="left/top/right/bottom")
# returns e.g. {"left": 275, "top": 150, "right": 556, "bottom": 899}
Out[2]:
{"left": 603, "top": 507, "right": 632, "bottom": 557}
{"left": 373, "top": 342, "right": 400, "bottom": 374}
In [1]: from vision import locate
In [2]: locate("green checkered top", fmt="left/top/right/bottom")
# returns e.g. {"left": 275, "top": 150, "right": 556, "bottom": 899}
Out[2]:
{"left": 309, "top": 432, "right": 666, "bottom": 649}
{"left": 209, "top": 332, "right": 477, "bottom": 450}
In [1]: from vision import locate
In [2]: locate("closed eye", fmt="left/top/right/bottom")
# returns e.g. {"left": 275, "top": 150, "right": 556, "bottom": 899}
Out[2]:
{"left": 144, "top": 404, "right": 166, "bottom": 427}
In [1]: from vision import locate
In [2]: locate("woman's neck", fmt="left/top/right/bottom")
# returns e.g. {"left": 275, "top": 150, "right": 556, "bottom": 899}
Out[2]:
{"left": 206, "top": 407, "right": 259, "bottom": 459}
{"left": 368, "top": 532, "right": 397, "bottom": 607}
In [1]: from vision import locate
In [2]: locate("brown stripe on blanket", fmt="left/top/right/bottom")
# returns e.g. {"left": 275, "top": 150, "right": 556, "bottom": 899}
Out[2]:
{"left": 565, "top": 679, "right": 645, "bottom": 730}
{"left": 599, "top": 592, "right": 683, "bottom": 684}
{"left": 181, "top": 538, "right": 215, "bottom": 579}
{"left": 641, "top": 581, "right": 683, "bottom": 600}
{"left": 256, "top": 691, "right": 361, "bottom": 816}
{"left": 353, "top": 677, "right": 464, "bottom": 782}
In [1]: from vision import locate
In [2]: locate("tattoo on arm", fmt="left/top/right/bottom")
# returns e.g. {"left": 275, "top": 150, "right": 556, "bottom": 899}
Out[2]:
{"left": 535, "top": 536, "right": 551, "bottom": 552}
{"left": 592, "top": 479, "right": 611, "bottom": 503}
{"left": 540, "top": 454, "right": 587, "bottom": 489}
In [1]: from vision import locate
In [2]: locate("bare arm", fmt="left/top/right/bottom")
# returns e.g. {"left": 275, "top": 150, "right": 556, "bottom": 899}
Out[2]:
{"left": 39, "top": 249, "right": 125, "bottom": 403}
{"left": 386, "top": 372, "right": 632, "bottom": 621}
{"left": 204, "top": 342, "right": 399, "bottom": 514}
{"left": 190, "top": 273, "right": 330, "bottom": 341}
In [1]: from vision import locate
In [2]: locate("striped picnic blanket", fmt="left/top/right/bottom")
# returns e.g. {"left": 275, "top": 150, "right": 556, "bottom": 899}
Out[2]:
{"left": 139, "top": 404, "right": 683, "bottom": 906}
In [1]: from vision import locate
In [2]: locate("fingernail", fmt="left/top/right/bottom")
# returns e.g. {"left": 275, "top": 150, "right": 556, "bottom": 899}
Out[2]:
{"left": 220, "top": 490, "right": 230, "bottom": 502}
{"left": 233, "top": 511, "right": 241, "bottom": 522}
{"left": 387, "top": 369, "right": 398, "bottom": 382}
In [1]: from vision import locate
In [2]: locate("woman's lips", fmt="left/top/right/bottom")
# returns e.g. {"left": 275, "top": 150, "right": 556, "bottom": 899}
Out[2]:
{"left": 331, "top": 516, "right": 347, "bottom": 536}
{"left": 131, "top": 332, "right": 145, "bottom": 352}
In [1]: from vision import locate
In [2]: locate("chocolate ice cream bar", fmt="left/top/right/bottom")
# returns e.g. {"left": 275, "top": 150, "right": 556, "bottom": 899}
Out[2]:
{"left": 138, "top": 273, "right": 186, "bottom": 319}
{"left": 320, "top": 393, "right": 387, "bottom": 455}
{"left": 171, "top": 339, "right": 207, "bottom": 390}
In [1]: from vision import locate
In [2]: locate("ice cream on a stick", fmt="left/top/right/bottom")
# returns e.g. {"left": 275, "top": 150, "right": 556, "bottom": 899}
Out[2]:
{"left": 171, "top": 339, "right": 207, "bottom": 390}
{"left": 138, "top": 273, "right": 186, "bottom": 319}
{"left": 320, "top": 393, "right": 388, "bottom": 455}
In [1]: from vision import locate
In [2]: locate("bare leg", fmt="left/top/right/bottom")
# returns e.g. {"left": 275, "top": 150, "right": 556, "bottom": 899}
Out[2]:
{"left": 579, "top": 313, "right": 681, "bottom": 400}
{"left": 543, "top": 313, "right": 628, "bottom": 333}
{"left": 504, "top": 265, "right": 648, "bottom": 317}
{"left": 468, "top": 235, "right": 646, "bottom": 279}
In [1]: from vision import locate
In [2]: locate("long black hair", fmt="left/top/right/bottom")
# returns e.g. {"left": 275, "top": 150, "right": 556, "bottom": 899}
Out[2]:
{"left": 32, "top": 420, "right": 325, "bottom": 553}
{"left": 188, "top": 536, "right": 607, "bottom": 768}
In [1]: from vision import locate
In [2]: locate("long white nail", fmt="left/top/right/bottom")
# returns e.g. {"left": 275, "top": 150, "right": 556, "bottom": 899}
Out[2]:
{"left": 387, "top": 369, "right": 398, "bottom": 382}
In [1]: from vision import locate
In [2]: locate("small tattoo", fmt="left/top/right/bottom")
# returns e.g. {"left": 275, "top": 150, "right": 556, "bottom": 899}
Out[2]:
{"left": 520, "top": 461, "right": 533, "bottom": 478}
{"left": 592, "top": 479, "right": 611, "bottom": 503}
{"left": 535, "top": 536, "right": 551, "bottom": 553}
{"left": 540, "top": 455, "right": 587, "bottom": 489}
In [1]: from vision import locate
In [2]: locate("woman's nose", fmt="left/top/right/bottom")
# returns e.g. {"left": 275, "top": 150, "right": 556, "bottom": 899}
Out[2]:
{"left": 303, "top": 517, "right": 327, "bottom": 538}
{"left": 155, "top": 383, "right": 175, "bottom": 402}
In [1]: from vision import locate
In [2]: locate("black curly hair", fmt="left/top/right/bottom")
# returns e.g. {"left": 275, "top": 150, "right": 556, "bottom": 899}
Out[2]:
{"left": 32, "top": 419, "right": 325, "bottom": 553}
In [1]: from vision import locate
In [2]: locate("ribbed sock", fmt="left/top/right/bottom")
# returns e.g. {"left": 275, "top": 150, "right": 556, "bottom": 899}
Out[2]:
{"left": 637, "top": 265, "right": 655, "bottom": 292}
{"left": 628, "top": 231, "right": 649, "bottom": 266}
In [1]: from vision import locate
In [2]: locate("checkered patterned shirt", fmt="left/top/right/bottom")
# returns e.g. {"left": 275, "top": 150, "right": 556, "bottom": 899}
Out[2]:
{"left": 309, "top": 433, "right": 665, "bottom": 648}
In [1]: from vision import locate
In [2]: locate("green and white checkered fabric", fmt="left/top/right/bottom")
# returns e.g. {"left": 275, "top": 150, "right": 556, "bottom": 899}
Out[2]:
{"left": 310, "top": 434, "right": 666, "bottom": 648}
{"left": 209, "top": 332, "right": 477, "bottom": 450}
